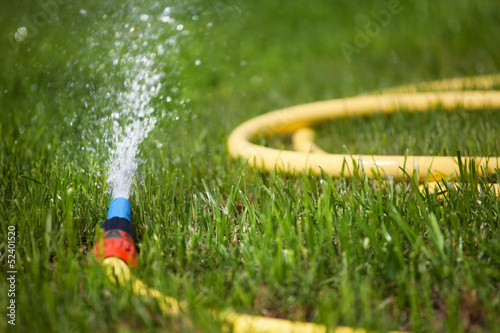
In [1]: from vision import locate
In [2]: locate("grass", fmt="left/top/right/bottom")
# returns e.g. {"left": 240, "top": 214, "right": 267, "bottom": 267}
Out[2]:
{"left": 1, "top": 0, "right": 500, "bottom": 332}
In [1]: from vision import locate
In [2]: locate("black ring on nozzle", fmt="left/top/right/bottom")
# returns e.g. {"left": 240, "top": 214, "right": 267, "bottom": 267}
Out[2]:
{"left": 103, "top": 217, "right": 135, "bottom": 240}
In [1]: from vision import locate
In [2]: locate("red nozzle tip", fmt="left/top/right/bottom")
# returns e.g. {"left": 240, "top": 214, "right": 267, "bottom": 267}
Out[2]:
{"left": 93, "top": 229, "right": 138, "bottom": 267}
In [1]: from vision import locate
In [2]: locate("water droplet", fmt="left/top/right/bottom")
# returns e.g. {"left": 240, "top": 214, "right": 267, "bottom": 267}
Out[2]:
{"left": 80, "top": 9, "right": 87, "bottom": 16}
{"left": 195, "top": 59, "right": 201, "bottom": 66}
{"left": 161, "top": 16, "right": 173, "bottom": 23}
{"left": 140, "top": 14, "right": 149, "bottom": 22}
{"left": 14, "top": 27, "right": 28, "bottom": 42}
{"left": 160, "top": 7, "right": 174, "bottom": 23}
{"left": 176, "top": 24, "right": 184, "bottom": 31}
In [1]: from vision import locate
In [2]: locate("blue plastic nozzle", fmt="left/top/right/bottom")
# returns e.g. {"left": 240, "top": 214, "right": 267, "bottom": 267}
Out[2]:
{"left": 107, "top": 197, "right": 131, "bottom": 222}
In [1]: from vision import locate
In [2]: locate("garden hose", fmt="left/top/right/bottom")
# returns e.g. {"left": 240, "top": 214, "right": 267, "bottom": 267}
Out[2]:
{"left": 102, "top": 256, "right": 368, "bottom": 333}
{"left": 93, "top": 197, "right": 139, "bottom": 267}
{"left": 227, "top": 74, "right": 500, "bottom": 193}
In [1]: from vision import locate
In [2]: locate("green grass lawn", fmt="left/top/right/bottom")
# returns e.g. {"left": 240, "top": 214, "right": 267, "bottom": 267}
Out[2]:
{"left": 1, "top": 0, "right": 500, "bottom": 332}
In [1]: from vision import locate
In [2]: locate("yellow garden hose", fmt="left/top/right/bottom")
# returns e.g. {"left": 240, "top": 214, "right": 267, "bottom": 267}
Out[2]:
{"left": 103, "top": 257, "right": 403, "bottom": 333}
{"left": 223, "top": 74, "right": 500, "bottom": 331}
{"left": 103, "top": 258, "right": 184, "bottom": 316}
{"left": 227, "top": 75, "right": 500, "bottom": 191}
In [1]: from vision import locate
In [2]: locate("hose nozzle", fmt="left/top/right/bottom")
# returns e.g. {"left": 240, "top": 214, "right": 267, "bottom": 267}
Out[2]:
{"left": 93, "top": 197, "right": 138, "bottom": 267}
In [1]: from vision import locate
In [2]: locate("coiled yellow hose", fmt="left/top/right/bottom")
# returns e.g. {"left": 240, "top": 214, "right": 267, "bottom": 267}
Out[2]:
{"left": 227, "top": 86, "right": 500, "bottom": 187}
